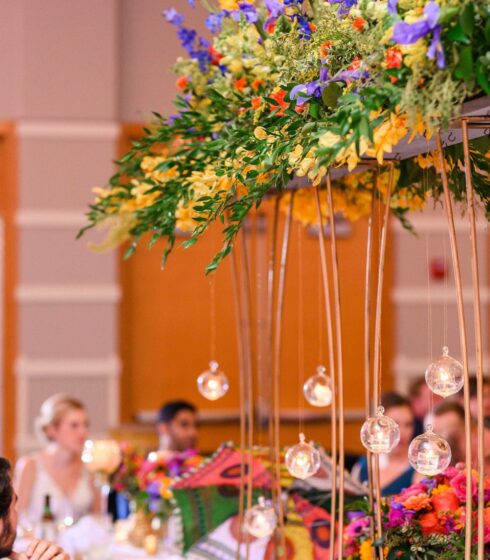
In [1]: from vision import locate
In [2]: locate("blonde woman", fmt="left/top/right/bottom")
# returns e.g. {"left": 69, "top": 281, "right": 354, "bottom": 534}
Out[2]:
{"left": 15, "top": 394, "right": 98, "bottom": 524}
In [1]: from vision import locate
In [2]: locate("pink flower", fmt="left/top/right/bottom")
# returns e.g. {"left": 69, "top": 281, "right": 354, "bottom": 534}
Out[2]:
{"left": 450, "top": 471, "right": 477, "bottom": 503}
{"left": 395, "top": 483, "right": 428, "bottom": 504}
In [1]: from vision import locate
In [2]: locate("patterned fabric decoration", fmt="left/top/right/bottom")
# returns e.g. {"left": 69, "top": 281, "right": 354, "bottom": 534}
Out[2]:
{"left": 292, "top": 493, "right": 332, "bottom": 560}
{"left": 173, "top": 443, "right": 272, "bottom": 490}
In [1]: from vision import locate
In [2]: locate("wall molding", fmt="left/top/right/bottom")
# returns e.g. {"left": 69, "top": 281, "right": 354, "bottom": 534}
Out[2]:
{"left": 16, "top": 284, "right": 120, "bottom": 304}
{"left": 17, "top": 120, "right": 119, "bottom": 141}
{"left": 392, "top": 286, "right": 490, "bottom": 305}
{"left": 16, "top": 210, "right": 87, "bottom": 229}
{"left": 16, "top": 356, "right": 121, "bottom": 379}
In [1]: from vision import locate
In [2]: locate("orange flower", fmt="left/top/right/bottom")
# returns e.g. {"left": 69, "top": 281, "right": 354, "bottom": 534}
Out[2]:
{"left": 309, "top": 22, "right": 317, "bottom": 32}
{"left": 402, "top": 493, "right": 431, "bottom": 511}
{"left": 269, "top": 88, "right": 289, "bottom": 116}
{"left": 385, "top": 47, "right": 402, "bottom": 69}
{"left": 352, "top": 17, "right": 366, "bottom": 31}
{"left": 252, "top": 79, "right": 265, "bottom": 91}
{"left": 251, "top": 96, "right": 262, "bottom": 110}
{"left": 265, "top": 20, "right": 276, "bottom": 33}
{"left": 321, "top": 41, "right": 333, "bottom": 57}
{"left": 234, "top": 77, "right": 247, "bottom": 91}
{"left": 208, "top": 46, "right": 224, "bottom": 65}
{"left": 432, "top": 491, "right": 460, "bottom": 515}
{"left": 176, "top": 76, "right": 189, "bottom": 91}
{"left": 419, "top": 512, "right": 446, "bottom": 536}
{"left": 349, "top": 57, "right": 362, "bottom": 71}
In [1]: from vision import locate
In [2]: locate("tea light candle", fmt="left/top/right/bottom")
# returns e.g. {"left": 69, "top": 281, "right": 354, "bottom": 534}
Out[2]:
{"left": 143, "top": 534, "right": 158, "bottom": 556}
{"left": 82, "top": 440, "right": 122, "bottom": 475}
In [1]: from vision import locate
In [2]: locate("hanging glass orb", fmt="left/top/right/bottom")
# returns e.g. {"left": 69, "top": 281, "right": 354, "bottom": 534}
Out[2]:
{"left": 408, "top": 425, "right": 452, "bottom": 476}
{"left": 285, "top": 433, "right": 321, "bottom": 480}
{"left": 303, "top": 365, "right": 333, "bottom": 407}
{"left": 197, "top": 361, "right": 229, "bottom": 401}
{"left": 243, "top": 496, "right": 277, "bottom": 538}
{"left": 360, "top": 406, "right": 400, "bottom": 454}
{"left": 425, "top": 346, "right": 464, "bottom": 398}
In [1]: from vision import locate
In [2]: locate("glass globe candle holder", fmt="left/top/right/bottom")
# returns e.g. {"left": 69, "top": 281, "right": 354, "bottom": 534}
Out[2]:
{"left": 408, "top": 425, "right": 452, "bottom": 476}
{"left": 243, "top": 496, "right": 277, "bottom": 539}
{"left": 82, "top": 439, "right": 122, "bottom": 518}
{"left": 303, "top": 366, "right": 333, "bottom": 407}
{"left": 360, "top": 406, "right": 400, "bottom": 454}
{"left": 197, "top": 360, "right": 229, "bottom": 401}
{"left": 285, "top": 433, "right": 321, "bottom": 480}
{"left": 425, "top": 346, "right": 464, "bottom": 398}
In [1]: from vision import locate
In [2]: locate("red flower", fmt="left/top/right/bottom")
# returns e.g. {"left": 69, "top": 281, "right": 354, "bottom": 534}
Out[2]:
{"left": 251, "top": 96, "right": 262, "bottom": 110}
{"left": 269, "top": 89, "right": 289, "bottom": 116}
{"left": 385, "top": 47, "right": 403, "bottom": 69}
{"left": 309, "top": 22, "right": 317, "bottom": 32}
{"left": 432, "top": 491, "right": 460, "bottom": 515}
{"left": 252, "top": 79, "right": 265, "bottom": 91}
{"left": 176, "top": 76, "right": 189, "bottom": 91}
{"left": 419, "top": 512, "right": 446, "bottom": 536}
{"left": 265, "top": 21, "right": 276, "bottom": 34}
{"left": 348, "top": 57, "right": 362, "bottom": 71}
{"left": 208, "top": 46, "right": 224, "bottom": 65}
{"left": 352, "top": 17, "right": 366, "bottom": 31}
{"left": 321, "top": 41, "right": 333, "bottom": 57}
{"left": 234, "top": 78, "right": 247, "bottom": 91}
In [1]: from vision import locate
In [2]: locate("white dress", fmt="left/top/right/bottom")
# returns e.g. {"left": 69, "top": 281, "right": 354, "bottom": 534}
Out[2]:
{"left": 26, "top": 458, "right": 93, "bottom": 523}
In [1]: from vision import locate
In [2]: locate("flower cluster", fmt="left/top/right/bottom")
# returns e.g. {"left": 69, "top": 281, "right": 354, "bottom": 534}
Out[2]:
{"left": 111, "top": 444, "right": 203, "bottom": 519}
{"left": 81, "top": 0, "right": 490, "bottom": 270}
{"left": 344, "top": 464, "right": 490, "bottom": 559}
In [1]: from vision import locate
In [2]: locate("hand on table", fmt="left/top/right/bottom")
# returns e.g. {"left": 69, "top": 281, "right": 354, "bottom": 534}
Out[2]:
{"left": 11, "top": 540, "right": 70, "bottom": 560}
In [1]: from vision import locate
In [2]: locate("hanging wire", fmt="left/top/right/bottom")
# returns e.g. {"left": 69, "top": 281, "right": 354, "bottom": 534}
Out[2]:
{"left": 297, "top": 222, "right": 305, "bottom": 436}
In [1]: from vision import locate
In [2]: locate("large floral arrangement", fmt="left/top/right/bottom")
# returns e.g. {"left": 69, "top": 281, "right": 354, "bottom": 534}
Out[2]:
{"left": 111, "top": 444, "right": 203, "bottom": 519}
{"left": 82, "top": 0, "right": 490, "bottom": 269}
{"left": 344, "top": 464, "right": 490, "bottom": 559}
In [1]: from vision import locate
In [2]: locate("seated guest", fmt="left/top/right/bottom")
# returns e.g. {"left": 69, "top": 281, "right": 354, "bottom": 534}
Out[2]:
{"left": 0, "top": 457, "right": 69, "bottom": 559}
{"left": 15, "top": 394, "right": 98, "bottom": 524}
{"left": 471, "top": 416, "right": 490, "bottom": 475}
{"left": 428, "top": 401, "right": 466, "bottom": 464}
{"left": 408, "top": 378, "right": 442, "bottom": 437}
{"left": 353, "top": 392, "right": 416, "bottom": 496}
{"left": 157, "top": 400, "right": 198, "bottom": 454}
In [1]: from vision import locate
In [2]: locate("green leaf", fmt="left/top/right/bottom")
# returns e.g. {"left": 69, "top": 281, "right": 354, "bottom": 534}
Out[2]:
{"left": 454, "top": 46, "right": 473, "bottom": 81}
{"left": 459, "top": 3, "right": 475, "bottom": 38}
{"left": 476, "top": 60, "right": 490, "bottom": 95}
{"left": 321, "top": 83, "right": 342, "bottom": 109}
{"left": 446, "top": 24, "right": 469, "bottom": 44}
{"left": 309, "top": 103, "right": 320, "bottom": 119}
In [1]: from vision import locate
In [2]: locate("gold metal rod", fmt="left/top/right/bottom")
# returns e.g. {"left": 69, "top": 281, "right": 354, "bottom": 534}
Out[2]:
{"left": 461, "top": 119, "right": 484, "bottom": 560}
{"left": 267, "top": 197, "right": 281, "bottom": 556}
{"left": 326, "top": 174, "right": 346, "bottom": 560}
{"left": 436, "top": 132, "right": 472, "bottom": 560}
{"left": 230, "top": 237, "right": 248, "bottom": 558}
{"left": 364, "top": 185, "right": 377, "bottom": 528}
{"left": 273, "top": 192, "right": 294, "bottom": 559}
{"left": 239, "top": 227, "right": 255, "bottom": 560}
{"left": 371, "top": 162, "right": 395, "bottom": 560}
{"left": 314, "top": 186, "right": 337, "bottom": 560}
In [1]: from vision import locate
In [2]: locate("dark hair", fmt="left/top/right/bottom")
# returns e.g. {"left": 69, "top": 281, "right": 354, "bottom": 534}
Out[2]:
{"left": 408, "top": 378, "right": 427, "bottom": 399}
{"left": 468, "top": 376, "right": 490, "bottom": 399}
{"left": 0, "top": 459, "right": 12, "bottom": 520}
{"left": 381, "top": 391, "right": 412, "bottom": 411}
{"left": 157, "top": 400, "right": 196, "bottom": 424}
{"left": 433, "top": 401, "right": 465, "bottom": 420}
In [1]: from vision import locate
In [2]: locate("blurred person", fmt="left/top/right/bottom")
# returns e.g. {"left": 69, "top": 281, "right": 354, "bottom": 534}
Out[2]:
{"left": 428, "top": 401, "right": 466, "bottom": 464}
{"left": 471, "top": 417, "right": 490, "bottom": 474}
{"left": 466, "top": 376, "right": 490, "bottom": 419}
{"left": 0, "top": 458, "right": 69, "bottom": 559}
{"left": 353, "top": 392, "right": 416, "bottom": 496}
{"left": 157, "top": 400, "right": 198, "bottom": 453}
{"left": 408, "top": 378, "right": 443, "bottom": 437}
{"left": 15, "top": 395, "right": 97, "bottom": 525}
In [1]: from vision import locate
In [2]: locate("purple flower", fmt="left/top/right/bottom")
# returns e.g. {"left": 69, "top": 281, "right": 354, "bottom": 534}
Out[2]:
{"left": 264, "top": 0, "right": 284, "bottom": 30}
{"left": 391, "top": 1, "right": 445, "bottom": 68}
{"left": 236, "top": 3, "right": 259, "bottom": 23}
{"left": 206, "top": 12, "right": 225, "bottom": 33}
{"left": 388, "top": 0, "right": 398, "bottom": 15}
{"left": 163, "top": 8, "right": 185, "bottom": 26}
{"left": 187, "top": 0, "right": 196, "bottom": 6}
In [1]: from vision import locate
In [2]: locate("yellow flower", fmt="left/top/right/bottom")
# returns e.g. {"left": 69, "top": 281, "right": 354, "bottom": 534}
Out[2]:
{"left": 432, "top": 484, "right": 453, "bottom": 496}
{"left": 88, "top": 213, "right": 138, "bottom": 253}
{"left": 365, "top": 112, "right": 408, "bottom": 164}
{"left": 219, "top": 0, "right": 254, "bottom": 8}
{"left": 318, "top": 131, "right": 341, "bottom": 149}
{"left": 360, "top": 539, "right": 374, "bottom": 560}
{"left": 401, "top": 39, "right": 428, "bottom": 69}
